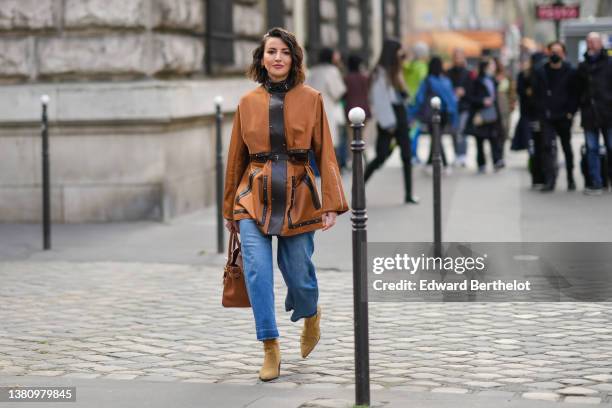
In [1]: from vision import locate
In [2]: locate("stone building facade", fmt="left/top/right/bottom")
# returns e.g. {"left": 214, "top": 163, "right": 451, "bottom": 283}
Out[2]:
{"left": 0, "top": 0, "right": 400, "bottom": 223}
{"left": 406, "top": 0, "right": 611, "bottom": 37}
{"left": 405, "top": 0, "right": 508, "bottom": 32}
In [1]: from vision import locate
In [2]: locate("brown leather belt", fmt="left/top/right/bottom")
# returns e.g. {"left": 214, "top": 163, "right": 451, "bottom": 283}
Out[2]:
{"left": 249, "top": 150, "right": 309, "bottom": 163}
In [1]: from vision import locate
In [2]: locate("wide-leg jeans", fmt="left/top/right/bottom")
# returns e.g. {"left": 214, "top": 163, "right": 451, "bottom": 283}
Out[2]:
{"left": 238, "top": 219, "right": 318, "bottom": 341}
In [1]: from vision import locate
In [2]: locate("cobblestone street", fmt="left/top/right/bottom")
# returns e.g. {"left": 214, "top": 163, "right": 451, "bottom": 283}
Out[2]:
{"left": 2, "top": 139, "right": 612, "bottom": 407}
{"left": 3, "top": 0, "right": 612, "bottom": 406}
{"left": 1, "top": 261, "right": 612, "bottom": 406}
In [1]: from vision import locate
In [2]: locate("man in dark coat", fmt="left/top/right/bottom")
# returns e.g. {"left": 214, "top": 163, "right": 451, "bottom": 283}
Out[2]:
{"left": 446, "top": 48, "right": 473, "bottom": 166}
{"left": 576, "top": 32, "right": 612, "bottom": 195}
{"left": 533, "top": 41, "right": 579, "bottom": 191}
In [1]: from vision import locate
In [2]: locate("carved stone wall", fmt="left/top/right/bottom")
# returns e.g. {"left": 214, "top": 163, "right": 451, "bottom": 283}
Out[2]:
{"left": 0, "top": 0, "right": 206, "bottom": 83}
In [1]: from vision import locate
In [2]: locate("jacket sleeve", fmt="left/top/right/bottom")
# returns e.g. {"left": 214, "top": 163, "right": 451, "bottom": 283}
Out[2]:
{"left": 408, "top": 80, "right": 426, "bottom": 121}
{"left": 369, "top": 71, "right": 397, "bottom": 130}
{"left": 567, "top": 67, "right": 580, "bottom": 115}
{"left": 223, "top": 105, "right": 249, "bottom": 221}
{"left": 531, "top": 67, "right": 546, "bottom": 118}
{"left": 467, "top": 79, "right": 486, "bottom": 110}
{"left": 312, "top": 93, "right": 349, "bottom": 216}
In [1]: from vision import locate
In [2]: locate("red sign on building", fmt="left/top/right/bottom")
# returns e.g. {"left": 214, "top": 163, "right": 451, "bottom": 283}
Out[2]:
{"left": 536, "top": 4, "right": 580, "bottom": 20}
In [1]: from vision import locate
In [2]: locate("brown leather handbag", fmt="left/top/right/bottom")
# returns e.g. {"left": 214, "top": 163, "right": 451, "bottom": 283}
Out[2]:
{"left": 222, "top": 231, "right": 251, "bottom": 307}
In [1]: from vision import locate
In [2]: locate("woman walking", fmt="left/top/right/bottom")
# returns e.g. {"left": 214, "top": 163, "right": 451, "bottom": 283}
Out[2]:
{"left": 307, "top": 47, "right": 347, "bottom": 171}
{"left": 409, "top": 56, "right": 458, "bottom": 171}
{"left": 365, "top": 38, "right": 419, "bottom": 204}
{"left": 470, "top": 58, "right": 504, "bottom": 173}
{"left": 223, "top": 27, "right": 348, "bottom": 382}
{"left": 494, "top": 57, "right": 512, "bottom": 168}
{"left": 343, "top": 53, "right": 372, "bottom": 168}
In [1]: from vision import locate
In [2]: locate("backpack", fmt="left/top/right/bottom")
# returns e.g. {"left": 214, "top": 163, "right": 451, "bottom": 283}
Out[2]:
{"left": 416, "top": 78, "right": 441, "bottom": 124}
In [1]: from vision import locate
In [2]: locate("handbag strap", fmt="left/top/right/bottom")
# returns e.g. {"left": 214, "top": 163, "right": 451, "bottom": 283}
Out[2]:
{"left": 226, "top": 231, "right": 242, "bottom": 266}
{"left": 227, "top": 230, "right": 237, "bottom": 261}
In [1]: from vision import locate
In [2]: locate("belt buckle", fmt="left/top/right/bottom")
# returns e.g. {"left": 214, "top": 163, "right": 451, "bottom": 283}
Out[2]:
{"left": 271, "top": 153, "right": 280, "bottom": 161}
{"left": 295, "top": 153, "right": 307, "bottom": 163}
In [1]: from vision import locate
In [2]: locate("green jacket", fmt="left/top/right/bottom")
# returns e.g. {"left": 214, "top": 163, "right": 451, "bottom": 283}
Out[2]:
{"left": 403, "top": 60, "right": 428, "bottom": 102}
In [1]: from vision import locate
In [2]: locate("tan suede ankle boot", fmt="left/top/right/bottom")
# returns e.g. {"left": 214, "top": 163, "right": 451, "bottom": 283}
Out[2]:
{"left": 300, "top": 305, "right": 321, "bottom": 358}
{"left": 259, "top": 338, "right": 280, "bottom": 381}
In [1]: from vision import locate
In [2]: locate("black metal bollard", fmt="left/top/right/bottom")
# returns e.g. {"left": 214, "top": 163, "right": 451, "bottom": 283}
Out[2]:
{"left": 430, "top": 97, "right": 442, "bottom": 258}
{"left": 214, "top": 96, "right": 225, "bottom": 254}
{"left": 348, "top": 107, "right": 370, "bottom": 407}
{"left": 41, "top": 95, "right": 51, "bottom": 250}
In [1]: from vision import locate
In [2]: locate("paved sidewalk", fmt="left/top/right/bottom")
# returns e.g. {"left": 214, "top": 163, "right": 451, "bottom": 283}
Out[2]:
{"left": 2, "top": 136, "right": 611, "bottom": 271}
{"left": 1, "top": 261, "right": 611, "bottom": 406}
{"left": 1, "top": 137, "right": 612, "bottom": 407}
{"left": 1, "top": 374, "right": 609, "bottom": 408}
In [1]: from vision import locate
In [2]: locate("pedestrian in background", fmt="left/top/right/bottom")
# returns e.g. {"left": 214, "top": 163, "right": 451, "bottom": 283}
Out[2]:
{"left": 512, "top": 56, "right": 535, "bottom": 152}
{"left": 365, "top": 38, "right": 419, "bottom": 204}
{"left": 446, "top": 48, "right": 472, "bottom": 167}
{"left": 344, "top": 54, "right": 371, "bottom": 121}
{"left": 469, "top": 58, "right": 503, "bottom": 173}
{"left": 533, "top": 41, "right": 578, "bottom": 192}
{"left": 223, "top": 27, "right": 348, "bottom": 382}
{"left": 403, "top": 42, "right": 430, "bottom": 164}
{"left": 343, "top": 53, "right": 372, "bottom": 169}
{"left": 576, "top": 32, "right": 612, "bottom": 195}
{"left": 307, "top": 47, "right": 347, "bottom": 174}
{"left": 409, "top": 55, "right": 458, "bottom": 172}
{"left": 494, "top": 57, "right": 511, "bottom": 167}
{"left": 514, "top": 51, "right": 546, "bottom": 186}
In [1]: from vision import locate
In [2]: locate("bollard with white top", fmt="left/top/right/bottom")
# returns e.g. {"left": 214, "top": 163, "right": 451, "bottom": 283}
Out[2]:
{"left": 41, "top": 95, "right": 51, "bottom": 250}
{"left": 214, "top": 96, "right": 224, "bottom": 254}
{"left": 348, "top": 107, "right": 370, "bottom": 407}
{"left": 430, "top": 97, "right": 442, "bottom": 258}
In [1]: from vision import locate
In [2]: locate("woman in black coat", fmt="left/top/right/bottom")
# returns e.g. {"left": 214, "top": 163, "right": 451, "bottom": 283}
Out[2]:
{"left": 468, "top": 59, "right": 504, "bottom": 173}
{"left": 512, "top": 52, "right": 546, "bottom": 152}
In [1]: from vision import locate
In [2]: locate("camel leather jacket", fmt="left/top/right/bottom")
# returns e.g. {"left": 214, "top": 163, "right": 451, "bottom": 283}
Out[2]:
{"left": 223, "top": 82, "right": 349, "bottom": 236}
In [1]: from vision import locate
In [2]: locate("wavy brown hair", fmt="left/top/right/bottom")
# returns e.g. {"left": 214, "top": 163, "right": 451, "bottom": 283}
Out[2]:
{"left": 370, "top": 38, "right": 406, "bottom": 93}
{"left": 247, "top": 27, "right": 305, "bottom": 87}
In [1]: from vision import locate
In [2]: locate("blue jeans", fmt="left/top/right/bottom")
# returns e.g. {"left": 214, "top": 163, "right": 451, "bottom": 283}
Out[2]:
{"left": 584, "top": 127, "right": 612, "bottom": 189}
{"left": 238, "top": 219, "right": 318, "bottom": 341}
{"left": 452, "top": 111, "right": 469, "bottom": 157}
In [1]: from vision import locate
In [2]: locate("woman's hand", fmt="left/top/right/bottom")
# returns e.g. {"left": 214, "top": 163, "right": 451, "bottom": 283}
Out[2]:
{"left": 322, "top": 212, "right": 337, "bottom": 231}
{"left": 225, "top": 220, "right": 239, "bottom": 234}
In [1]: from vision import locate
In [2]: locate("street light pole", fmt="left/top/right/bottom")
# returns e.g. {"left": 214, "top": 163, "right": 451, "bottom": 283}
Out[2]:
{"left": 348, "top": 107, "right": 370, "bottom": 407}
{"left": 41, "top": 94, "right": 51, "bottom": 250}
{"left": 431, "top": 97, "right": 442, "bottom": 258}
{"left": 214, "top": 96, "right": 225, "bottom": 254}
{"left": 554, "top": 0, "right": 564, "bottom": 41}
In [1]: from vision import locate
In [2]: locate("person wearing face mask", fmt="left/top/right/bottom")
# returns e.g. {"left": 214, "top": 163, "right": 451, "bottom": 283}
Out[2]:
{"left": 533, "top": 41, "right": 579, "bottom": 192}
{"left": 576, "top": 32, "right": 612, "bottom": 195}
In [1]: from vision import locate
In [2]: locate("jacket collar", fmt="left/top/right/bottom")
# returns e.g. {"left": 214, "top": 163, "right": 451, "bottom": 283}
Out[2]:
{"left": 258, "top": 82, "right": 304, "bottom": 97}
{"left": 583, "top": 48, "right": 608, "bottom": 64}
{"left": 264, "top": 78, "right": 293, "bottom": 94}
